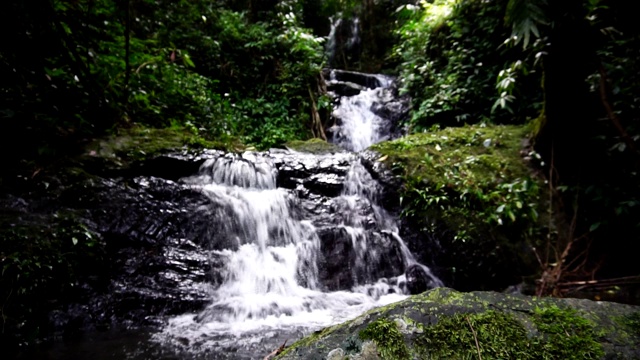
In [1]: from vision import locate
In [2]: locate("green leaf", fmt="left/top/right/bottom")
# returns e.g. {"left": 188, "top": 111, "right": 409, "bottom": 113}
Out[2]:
{"left": 505, "top": 0, "right": 548, "bottom": 49}
{"left": 589, "top": 222, "right": 601, "bottom": 232}
{"left": 183, "top": 53, "right": 195, "bottom": 68}
{"left": 72, "top": 237, "right": 78, "bottom": 246}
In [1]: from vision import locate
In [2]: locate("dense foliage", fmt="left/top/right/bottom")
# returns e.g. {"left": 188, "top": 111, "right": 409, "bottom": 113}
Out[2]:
{"left": 0, "top": 0, "right": 325, "bottom": 160}
{"left": 2, "top": 0, "right": 640, "bottom": 348}
{"left": 393, "top": 0, "right": 543, "bottom": 131}
{"left": 392, "top": 0, "right": 640, "bottom": 294}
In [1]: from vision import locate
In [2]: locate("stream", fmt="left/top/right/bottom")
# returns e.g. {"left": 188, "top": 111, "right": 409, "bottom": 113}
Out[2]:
{"left": 149, "top": 71, "right": 441, "bottom": 358}
{"left": 13, "top": 70, "right": 442, "bottom": 359}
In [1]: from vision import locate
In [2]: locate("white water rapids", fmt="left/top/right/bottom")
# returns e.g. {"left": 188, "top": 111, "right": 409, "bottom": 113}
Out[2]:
{"left": 328, "top": 71, "right": 394, "bottom": 152}
{"left": 152, "top": 73, "right": 441, "bottom": 358}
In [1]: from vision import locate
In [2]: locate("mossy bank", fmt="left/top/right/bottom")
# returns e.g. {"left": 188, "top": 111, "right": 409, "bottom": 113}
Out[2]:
{"left": 371, "top": 124, "right": 545, "bottom": 290}
{"left": 277, "top": 288, "right": 640, "bottom": 359}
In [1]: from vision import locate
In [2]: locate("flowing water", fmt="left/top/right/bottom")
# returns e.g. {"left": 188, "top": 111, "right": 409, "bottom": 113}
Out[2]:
{"left": 328, "top": 71, "right": 394, "bottom": 152}
{"left": 16, "top": 70, "right": 441, "bottom": 360}
{"left": 326, "top": 15, "right": 360, "bottom": 68}
{"left": 146, "top": 72, "right": 442, "bottom": 358}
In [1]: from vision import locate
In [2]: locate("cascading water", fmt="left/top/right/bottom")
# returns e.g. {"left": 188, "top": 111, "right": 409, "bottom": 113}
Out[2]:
{"left": 327, "top": 70, "right": 397, "bottom": 152}
{"left": 152, "top": 71, "right": 441, "bottom": 358}
{"left": 326, "top": 16, "right": 342, "bottom": 65}
{"left": 325, "top": 15, "right": 360, "bottom": 68}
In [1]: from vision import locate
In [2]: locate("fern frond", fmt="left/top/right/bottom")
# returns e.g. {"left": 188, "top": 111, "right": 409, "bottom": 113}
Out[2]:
{"left": 506, "top": 0, "right": 548, "bottom": 48}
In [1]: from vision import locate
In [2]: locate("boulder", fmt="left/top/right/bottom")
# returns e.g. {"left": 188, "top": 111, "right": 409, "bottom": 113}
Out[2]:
{"left": 327, "top": 80, "right": 367, "bottom": 97}
{"left": 277, "top": 288, "right": 640, "bottom": 360}
{"left": 323, "top": 69, "right": 389, "bottom": 90}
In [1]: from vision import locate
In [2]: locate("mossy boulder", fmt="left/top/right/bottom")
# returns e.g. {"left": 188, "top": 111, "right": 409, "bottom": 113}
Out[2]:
{"left": 285, "top": 138, "right": 344, "bottom": 155}
{"left": 277, "top": 288, "right": 640, "bottom": 360}
{"left": 370, "top": 124, "right": 545, "bottom": 291}
{"left": 79, "top": 125, "right": 241, "bottom": 173}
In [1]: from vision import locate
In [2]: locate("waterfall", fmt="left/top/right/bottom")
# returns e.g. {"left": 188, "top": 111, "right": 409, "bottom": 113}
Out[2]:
{"left": 326, "top": 16, "right": 342, "bottom": 65}
{"left": 153, "top": 71, "right": 439, "bottom": 357}
{"left": 326, "top": 70, "right": 399, "bottom": 152}
{"left": 325, "top": 15, "right": 360, "bottom": 68}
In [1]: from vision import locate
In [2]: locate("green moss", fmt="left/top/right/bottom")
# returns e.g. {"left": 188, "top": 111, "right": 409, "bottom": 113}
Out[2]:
{"left": 278, "top": 289, "right": 637, "bottom": 360}
{"left": 621, "top": 312, "right": 640, "bottom": 335}
{"left": 414, "top": 305, "right": 603, "bottom": 360}
{"left": 371, "top": 124, "right": 532, "bottom": 183}
{"left": 359, "top": 317, "right": 411, "bottom": 360}
{"left": 84, "top": 125, "right": 241, "bottom": 166}
{"left": 531, "top": 305, "right": 604, "bottom": 359}
{"left": 276, "top": 323, "right": 342, "bottom": 358}
{"left": 284, "top": 138, "right": 342, "bottom": 154}
{"left": 416, "top": 310, "right": 531, "bottom": 359}
{"left": 424, "top": 287, "right": 467, "bottom": 304}
{"left": 611, "top": 312, "right": 640, "bottom": 349}
{"left": 371, "top": 124, "right": 542, "bottom": 237}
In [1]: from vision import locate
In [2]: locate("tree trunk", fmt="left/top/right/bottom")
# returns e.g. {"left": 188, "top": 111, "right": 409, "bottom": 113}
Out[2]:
{"left": 535, "top": 0, "right": 596, "bottom": 183}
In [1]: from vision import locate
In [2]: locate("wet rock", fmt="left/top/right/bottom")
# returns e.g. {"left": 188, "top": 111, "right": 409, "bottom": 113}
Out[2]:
{"left": 272, "top": 151, "right": 352, "bottom": 196}
{"left": 405, "top": 264, "right": 431, "bottom": 295}
{"left": 323, "top": 69, "right": 388, "bottom": 89}
{"left": 318, "top": 227, "right": 356, "bottom": 291}
{"left": 303, "top": 173, "right": 343, "bottom": 198}
{"left": 326, "top": 80, "right": 366, "bottom": 97}
{"left": 317, "top": 227, "right": 405, "bottom": 292}
{"left": 0, "top": 142, "right": 430, "bottom": 345}
{"left": 0, "top": 160, "right": 220, "bottom": 338}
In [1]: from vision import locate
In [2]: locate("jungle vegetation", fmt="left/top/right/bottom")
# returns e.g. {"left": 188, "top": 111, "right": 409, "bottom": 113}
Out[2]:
{"left": 1, "top": 0, "right": 639, "bottom": 346}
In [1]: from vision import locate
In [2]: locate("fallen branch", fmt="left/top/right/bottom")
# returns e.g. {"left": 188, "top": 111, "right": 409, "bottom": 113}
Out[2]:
{"left": 558, "top": 275, "right": 640, "bottom": 288}
{"left": 263, "top": 339, "right": 287, "bottom": 360}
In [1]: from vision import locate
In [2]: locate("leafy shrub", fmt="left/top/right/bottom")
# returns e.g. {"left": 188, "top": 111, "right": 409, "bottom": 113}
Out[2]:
{"left": 1, "top": 0, "right": 327, "bottom": 160}
{"left": 393, "top": 0, "right": 543, "bottom": 131}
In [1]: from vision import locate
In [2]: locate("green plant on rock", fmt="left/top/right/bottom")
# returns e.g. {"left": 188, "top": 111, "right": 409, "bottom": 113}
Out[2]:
{"left": 415, "top": 307, "right": 603, "bottom": 359}
{"left": 531, "top": 305, "right": 604, "bottom": 359}
{"left": 416, "top": 311, "right": 531, "bottom": 359}
{"left": 359, "top": 317, "right": 411, "bottom": 360}
{"left": 373, "top": 124, "right": 543, "bottom": 243}
{"left": 372, "top": 124, "right": 545, "bottom": 289}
